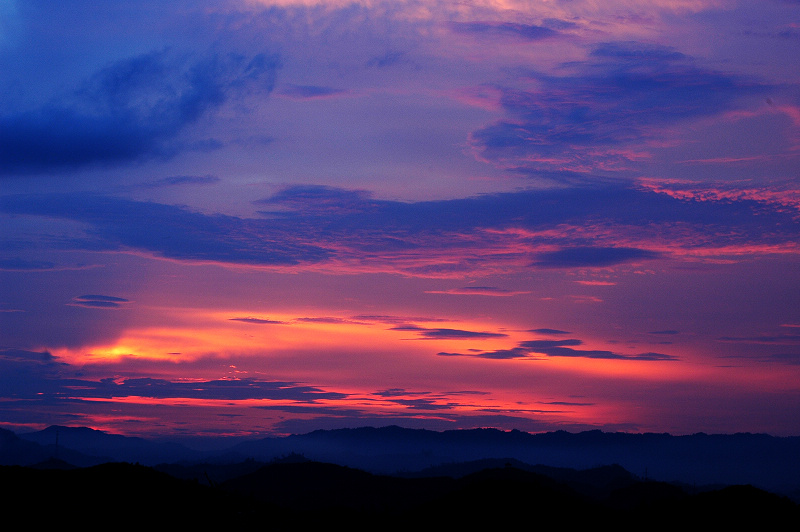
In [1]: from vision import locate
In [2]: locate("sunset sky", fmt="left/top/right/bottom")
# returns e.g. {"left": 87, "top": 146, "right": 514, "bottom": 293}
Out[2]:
{"left": 1, "top": 0, "right": 799, "bottom": 439}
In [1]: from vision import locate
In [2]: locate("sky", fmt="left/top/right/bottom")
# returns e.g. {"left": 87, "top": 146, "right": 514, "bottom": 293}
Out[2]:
{"left": 1, "top": 0, "right": 799, "bottom": 440}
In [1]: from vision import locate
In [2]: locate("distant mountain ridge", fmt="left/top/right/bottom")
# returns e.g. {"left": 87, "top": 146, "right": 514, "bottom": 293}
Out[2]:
{"left": 228, "top": 426, "right": 800, "bottom": 495}
{"left": 2, "top": 425, "right": 199, "bottom": 467}
{"left": 3, "top": 425, "right": 800, "bottom": 498}
{"left": 18, "top": 424, "right": 199, "bottom": 464}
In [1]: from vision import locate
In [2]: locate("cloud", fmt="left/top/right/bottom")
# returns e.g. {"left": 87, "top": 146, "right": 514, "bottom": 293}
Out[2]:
{"left": 373, "top": 388, "right": 430, "bottom": 397}
{"left": 0, "top": 193, "right": 330, "bottom": 266}
{"left": 530, "top": 346, "right": 676, "bottom": 361}
{"left": 769, "top": 353, "right": 800, "bottom": 365}
{"left": 296, "top": 316, "right": 366, "bottom": 324}
{"left": 529, "top": 328, "right": 571, "bottom": 335}
{"left": 255, "top": 185, "right": 377, "bottom": 216}
{"left": 0, "top": 258, "right": 57, "bottom": 271}
{"left": 229, "top": 317, "right": 285, "bottom": 324}
{"left": 366, "top": 50, "right": 406, "bottom": 68}
{"left": 391, "top": 325, "right": 508, "bottom": 340}
{"left": 390, "top": 398, "right": 456, "bottom": 410}
{"left": 439, "top": 337, "right": 678, "bottom": 361}
{"left": 279, "top": 84, "right": 346, "bottom": 99}
{"left": 718, "top": 334, "right": 800, "bottom": 344}
{"left": 0, "top": 348, "right": 59, "bottom": 365}
{"left": 470, "top": 41, "right": 770, "bottom": 176}
{"left": 424, "top": 286, "right": 530, "bottom": 296}
{"left": 0, "top": 50, "right": 279, "bottom": 174}
{"left": 450, "top": 21, "right": 560, "bottom": 41}
{"left": 589, "top": 41, "right": 687, "bottom": 62}
{"left": 143, "top": 175, "right": 221, "bottom": 188}
{"left": 2, "top": 180, "right": 797, "bottom": 274}
{"left": 1, "top": 373, "right": 347, "bottom": 403}
{"left": 532, "top": 247, "right": 662, "bottom": 268}
{"left": 350, "top": 315, "right": 449, "bottom": 324}
{"left": 522, "top": 339, "right": 583, "bottom": 349}
{"left": 96, "top": 377, "right": 347, "bottom": 401}
{"left": 0, "top": 349, "right": 66, "bottom": 397}
{"left": 69, "top": 294, "right": 130, "bottom": 309}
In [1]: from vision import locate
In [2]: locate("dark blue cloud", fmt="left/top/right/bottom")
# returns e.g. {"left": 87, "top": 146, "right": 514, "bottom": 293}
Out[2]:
{"left": 367, "top": 51, "right": 406, "bottom": 68}
{"left": 0, "top": 348, "right": 59, "bottom": 365}
{"left": 0, "top": 193, "right": 329, "bottom": 265}
{"left": 451, "top": 21, "right": 560, "bottom": 41}
{"left": 0, "top": 50, "right": 279, "bottom": 174}
{"left": 143, "top": 175, "right": 221, "bottom": 188}
{"left": 0, "top": 370, "right": 346, "bottom": 402}
{"left": 541, "top": 18, "right": 579, "bottom": 30}
{"left": 520, "top": 339, "right": 583, "bottom": 349}
{"left": 769, "top": 353, "right": 800, "bottom": 365}
{"left": 471, "top": 41, "right": 770, "bottom": 176}
{"left": 261, "top": 181, "right": 794, "bottom": 243}
{"left": 85, "top": 377, "right": 347, "bottom": 401}
{"left": 391, "top": 325, "right": 508, "bottom": 340}
{"left": 70, "top": 295, "right": 130, "bottom": 309}
{"left": 425, "top": 286, "right": 529, "bottom": 296}
{"left": 297, "top": 317, "right": 365, "bottom": 324}
{"left": 279, "top": 84, "right": 346, "bottom": 99}
{"left": 439, "top": 338, "right": 677, "bottom": 362}
{"left": 373, "top": 388, "right": 430, "bottom": 397}
{"left": 1, "top": 180, "right": 797, "bottom": 271}
{"left": 391, "top": 398, "right": 455, "bottom": 410}
{"left": 528, "top": 346, "right": 676, "bottom": 361}
{"left": 0, "top": 258, "right": 57, "bottom": 271}
{"left": 718, "top": 334, "right": 800, "bottom": 344}
{"left": 229, "top": 317, "right": 285, "bottom": 324}
{"left": 532, "top": 247, "right": 662, "bottom": 268}
{"left": 0, "top": 349, "right": 66, "bottom": 397}
{"left": 529, "top": 328, "right": 571, "bottom": 335}
{"left": 256, "top": 185, "right": 377, "bottom": 216}
{"left": 589, "top": 41, "right": 687, "bottom": 62}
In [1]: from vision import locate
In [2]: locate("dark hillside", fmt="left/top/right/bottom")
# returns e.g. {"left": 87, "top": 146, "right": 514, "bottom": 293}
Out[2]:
{"left": 1, "top": 462, "right": 267, "bottom": 526}
{"left": 2, "top": 460, "right": 797, "bottom": 527}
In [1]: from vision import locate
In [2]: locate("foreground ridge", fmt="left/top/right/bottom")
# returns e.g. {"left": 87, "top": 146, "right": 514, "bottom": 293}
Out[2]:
{"left": 3, "top": 459, "right": 797, "bottom": 527}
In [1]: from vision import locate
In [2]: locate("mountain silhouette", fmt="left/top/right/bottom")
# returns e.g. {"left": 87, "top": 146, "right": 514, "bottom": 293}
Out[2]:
{"left": 3, "top": 457, "right": 798, "bottom": 527}
{"left": 228, "top": 426, "right": 800, "bottom": 496}
{"left": 4, "top": 425, "right": 800, "bottom": 500}
{"left": 19, "top": 425, "right": 198, "bottom": 465}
